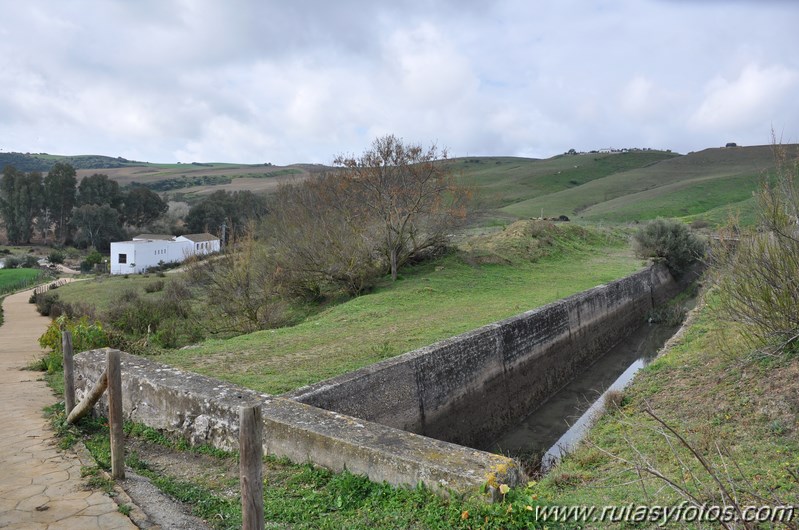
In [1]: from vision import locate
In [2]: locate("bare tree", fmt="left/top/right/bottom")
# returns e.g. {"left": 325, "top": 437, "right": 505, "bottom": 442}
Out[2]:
{"left": 333, "top": 134, "right": 471, "bottom": 280}
{"left": 187, "top": 228, "right": 285, "bottom": 333}
{"left": 268, "top": 173, "right": 382, "bottom": 297}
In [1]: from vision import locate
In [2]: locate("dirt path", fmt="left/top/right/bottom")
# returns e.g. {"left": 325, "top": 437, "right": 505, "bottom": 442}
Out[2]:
{"left": 0, "top": 287, "right": 137, "bottom": 529}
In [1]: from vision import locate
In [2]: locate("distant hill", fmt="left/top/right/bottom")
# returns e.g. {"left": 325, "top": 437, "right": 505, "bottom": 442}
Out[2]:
{"left": 0, "top": 152, "right": 322, "bottom": 201}
{"left": 0, "top": 152, "right": 143, "bottom": 173}
{"left": 452, "top": 145, "right": 797, "bottom": 226}
{"left": 2, "top": 145, "right": 792, "bottom": 225}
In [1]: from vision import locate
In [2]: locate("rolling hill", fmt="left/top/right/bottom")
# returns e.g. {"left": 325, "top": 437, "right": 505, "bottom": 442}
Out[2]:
{"left": 0, "top": 151, "right": 322, "bottom": 200}
{"left": 455, "top": 144, "right": 796, "bottom": 226}
{"left": 2, "top": 144, "right": 792, "bottom": 225}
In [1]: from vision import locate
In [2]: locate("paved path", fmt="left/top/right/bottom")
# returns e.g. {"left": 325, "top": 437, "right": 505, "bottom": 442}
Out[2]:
{"left": 0, "top": 287, "right": 137, "bottom": 529}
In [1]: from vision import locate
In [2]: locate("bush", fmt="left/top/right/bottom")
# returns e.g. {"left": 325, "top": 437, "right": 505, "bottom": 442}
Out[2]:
{"left": 37, "top": 316, "right": 110, "bottom": 373}
{"left": 48, "top": 250, "right": 65, "bottom": 265}
{"left": 632, "top": 218, "right": 705, "bottom": 275}
{"left": 85, "top": 249, "right": 103, "bottom": 266}
{"left": 144, "top": 280, "right": 165, "bottom": 293}
{"left": 713, "top": 144, "right": 799, "bottom": 355}
{"left": 3, "top": 256, "right": 22, "bottom": 269}
{"left": 119, "top": 288, "right": 140, "bottom": 303}
{"left": 35, "top": 292, "right": 61, "bottom": 316}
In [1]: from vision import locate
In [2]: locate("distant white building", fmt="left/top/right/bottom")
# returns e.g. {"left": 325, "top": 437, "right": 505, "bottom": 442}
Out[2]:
{"left": 109, "top": 233, "right": 220, "bottom": 275}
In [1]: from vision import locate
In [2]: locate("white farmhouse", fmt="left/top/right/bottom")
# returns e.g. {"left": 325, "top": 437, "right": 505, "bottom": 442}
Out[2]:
{"left": 109, "top": 233, "right": 220, "bottom": 275}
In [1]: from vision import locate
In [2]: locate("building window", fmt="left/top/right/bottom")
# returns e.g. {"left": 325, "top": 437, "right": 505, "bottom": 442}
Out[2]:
{"left": 119, "top": 253, "right": 127, "bottom": 264}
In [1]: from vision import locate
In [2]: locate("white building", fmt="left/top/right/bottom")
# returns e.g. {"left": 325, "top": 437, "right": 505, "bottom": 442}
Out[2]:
{"left": 109, "top": 233, "right": 220, "bottom": 275}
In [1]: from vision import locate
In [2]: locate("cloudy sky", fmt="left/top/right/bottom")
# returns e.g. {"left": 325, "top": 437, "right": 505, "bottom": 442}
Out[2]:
{"left": 0, "top": 1, "right": 797, "bottom": 165}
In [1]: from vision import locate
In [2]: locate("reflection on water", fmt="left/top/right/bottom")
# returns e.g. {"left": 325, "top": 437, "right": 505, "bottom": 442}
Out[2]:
{"left": 490, "top": 320, "right": 681, "bottom": 469}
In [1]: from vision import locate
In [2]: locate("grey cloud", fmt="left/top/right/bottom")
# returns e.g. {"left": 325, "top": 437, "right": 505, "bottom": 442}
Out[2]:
{"left": 0, "top": 0, "right": 797, "bottom": 163}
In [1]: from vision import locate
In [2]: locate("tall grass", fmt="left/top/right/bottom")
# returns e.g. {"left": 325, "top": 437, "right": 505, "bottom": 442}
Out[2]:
{"left": 0, "top": 268, "right": 46, "bottom": 296}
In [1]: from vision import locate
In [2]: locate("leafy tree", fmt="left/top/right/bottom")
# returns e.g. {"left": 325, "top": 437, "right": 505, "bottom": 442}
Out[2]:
{"left": 122, "top": 187, "right": 167, "bottom": 228}
{"left": 77, "top": 173, "right": 122, "bottom": 209}
{"left": 186, "top": 190, "right": 268, "bottom": 241}
{"left": 44, "top": 162, "right": 77, "bottom": 243}
{"left": 333, "top": 135, "right": 471, "bottom": 280}
{"left": 0, "top": 166, "right": 44, "bottom": 244}
{"left": 71, "top": 204, "right": 124, "bottom": 250}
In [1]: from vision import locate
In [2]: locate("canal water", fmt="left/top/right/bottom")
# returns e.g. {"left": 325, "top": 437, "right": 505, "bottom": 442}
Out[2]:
{"left": 489, "top": 316, "right": 684, "bottom": 469}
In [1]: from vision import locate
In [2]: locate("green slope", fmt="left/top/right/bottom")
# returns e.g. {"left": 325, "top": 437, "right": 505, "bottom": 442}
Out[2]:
{"left": 451, "top": 151, "right": 677, "bottom": 210}
{"left": 460, "top": 145, "right": 796, "bottom": 226}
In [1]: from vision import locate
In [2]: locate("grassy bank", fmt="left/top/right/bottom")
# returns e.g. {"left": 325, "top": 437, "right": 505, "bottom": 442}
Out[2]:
{"left": 156, "top": 222, "right": 642, "bottom": 394}
{"left": 531, "top": 291, "right": 799, "bottom": 518}
{"left": 53, "top": 273, "right": 181, "bottom": 314}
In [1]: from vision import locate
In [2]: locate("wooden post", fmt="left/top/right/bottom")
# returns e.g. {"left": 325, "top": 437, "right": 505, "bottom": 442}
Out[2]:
{"left": 62, "top": 330, "right": 75, "bottom": 416}
{"left": 66, "top": 370, "right": 108, "bottom": 425}
{"left": 107, "top": 350, "right": 125, "bottom": 480}
{"left": 240, "top": 404, "right": 264, "bottom": 530}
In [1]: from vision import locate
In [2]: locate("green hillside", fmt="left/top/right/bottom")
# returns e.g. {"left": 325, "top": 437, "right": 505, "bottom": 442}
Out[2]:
{"left": 451, "top": 150, "right": 677, "bottom": 211}
{"left": 0, "top": 152, "right": 144, "bottom": 172}
{"left": 454, "top": 145, "right": 796, "bottom": 226}
{"left": 3, "top": 144, "right": 790, "bottom": 226}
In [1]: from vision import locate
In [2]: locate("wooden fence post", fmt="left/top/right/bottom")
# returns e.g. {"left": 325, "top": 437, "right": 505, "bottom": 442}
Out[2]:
{"left": 107, "top": 350, "right": 125, "bottom": 480}
{"left": 62, "top": 330, "right": 75, "bottom": 416}
{"left": 240, "top": 404, "right": 264, "bottom": 530}
{"left": 66, "top": 370, "right": 108, "bottom": 425}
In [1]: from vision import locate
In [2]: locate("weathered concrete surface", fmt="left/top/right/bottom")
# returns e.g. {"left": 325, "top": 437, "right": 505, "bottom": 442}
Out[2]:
{"left": 287, "top": 264, "right": 690, "bottom": 449}
{"left": 74, "top": 350, "right": 521, "bottom": 494}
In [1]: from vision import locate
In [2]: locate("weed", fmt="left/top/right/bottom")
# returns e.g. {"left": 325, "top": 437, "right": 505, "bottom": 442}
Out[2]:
{"left": 85, "top": 473, "right": 114, "bottom": 493}
{"left": 144, "top": 280, "right": 165, "bottom": 293}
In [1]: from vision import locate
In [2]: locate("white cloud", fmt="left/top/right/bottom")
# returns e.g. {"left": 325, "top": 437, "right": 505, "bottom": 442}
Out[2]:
{"left": 690, "top": 63, "right": 799, "bottom": 131}
{"left": 0, "top": 1, "right": 798, "bottom": 162}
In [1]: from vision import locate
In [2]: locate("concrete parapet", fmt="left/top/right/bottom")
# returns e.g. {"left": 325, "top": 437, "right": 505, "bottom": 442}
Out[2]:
{"left": 286, "top": 264, "right": 689, "bottom": 449}
{"left": 73, "top": 350, "right": 521, "bottom": 495}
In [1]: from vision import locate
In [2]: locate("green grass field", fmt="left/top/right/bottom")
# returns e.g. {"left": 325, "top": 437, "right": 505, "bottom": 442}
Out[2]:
{"left": 155, "top": 223, "right": 643, "bottom": 394}
{"left": 0, "top": 268, "right": 43, "bottom": 295}
{"left": 54, "top": 274, "right": 180, "bottom": 313}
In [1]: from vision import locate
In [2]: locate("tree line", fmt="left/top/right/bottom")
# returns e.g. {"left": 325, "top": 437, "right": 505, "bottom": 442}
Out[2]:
{"left": 0, "top": 162, "right": 167, "bottom": 249}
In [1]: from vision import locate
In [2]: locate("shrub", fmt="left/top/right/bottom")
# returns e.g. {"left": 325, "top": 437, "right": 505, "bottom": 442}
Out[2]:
{"left": 144, "top": 280, "right": 165, "bottom": 293}
{"left": 64, "top": 247, "right": 82, "bottom": 260}
{"left": 35, "top": 292, "right": 61, "bottom": 316}
{"left": 713, "top": 145, "right": 799, "bottom": 355}
{"left": 632, "top": 218, "right": 705, "bottom": 275}
{"left": 85, "top": 249, "right": 103, "bottom": 266}
{"left": 119, "top": 288, "right": 140, "bottom": 303}
{"left": 3, "top": 256, "right": 22, "bottom": 269}
{"left": 48, "top": 250, "right": 65, "bottom": 265}
{"left": 37, "top": 316, "right": 110, "bottom": 373}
